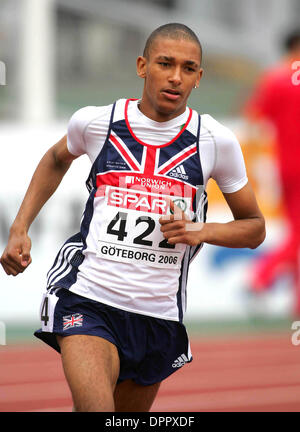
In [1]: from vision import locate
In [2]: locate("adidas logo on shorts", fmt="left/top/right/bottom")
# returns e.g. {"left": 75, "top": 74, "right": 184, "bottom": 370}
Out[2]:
{"left": 172, "top": 353, "right": 189, "bottom": 368}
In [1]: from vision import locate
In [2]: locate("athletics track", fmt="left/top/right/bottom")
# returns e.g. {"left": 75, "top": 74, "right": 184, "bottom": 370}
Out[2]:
{"left": 1, "top": 324, "right": 300, "bottom": 412}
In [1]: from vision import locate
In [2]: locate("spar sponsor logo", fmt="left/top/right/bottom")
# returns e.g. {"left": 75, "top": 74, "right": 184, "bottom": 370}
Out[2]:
{"left": 107, "top": 187, "right": 169, "bottom": 215}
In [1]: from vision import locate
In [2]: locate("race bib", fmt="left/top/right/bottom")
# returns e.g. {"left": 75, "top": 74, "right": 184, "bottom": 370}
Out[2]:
{"left": 96, "top": 186, "right": 192, "bottom": 268}
{"left": 40, "top": 291, "right": 59, "bottom": 332}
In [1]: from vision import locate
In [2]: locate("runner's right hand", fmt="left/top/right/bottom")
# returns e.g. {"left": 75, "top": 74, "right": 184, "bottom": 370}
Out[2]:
{"left": 0, "top": 230, "right": 32, "bottom": 276}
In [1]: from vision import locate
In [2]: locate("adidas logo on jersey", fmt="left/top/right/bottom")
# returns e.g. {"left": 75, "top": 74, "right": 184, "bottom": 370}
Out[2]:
{"left": 172, "top": 353, "right": 189, "bottom": 368}
{"left": 169, "top": 165, "right": 188, "bottom": 180}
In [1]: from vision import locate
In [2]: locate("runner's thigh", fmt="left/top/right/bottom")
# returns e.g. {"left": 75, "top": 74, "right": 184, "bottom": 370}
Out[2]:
{"left": 57, "top": 334, "right": 120, "bottom": 411}
{"left": 114, "top": 379, "right": 161, "bottom": 412}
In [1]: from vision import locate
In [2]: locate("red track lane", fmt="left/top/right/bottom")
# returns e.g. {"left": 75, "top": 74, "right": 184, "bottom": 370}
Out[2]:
{"left": 1, "top": 332, "right": 300, "bottom": 412}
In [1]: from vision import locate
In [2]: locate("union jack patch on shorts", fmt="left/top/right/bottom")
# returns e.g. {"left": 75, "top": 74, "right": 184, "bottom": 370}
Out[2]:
{"left": 63, "top": 313, "right": 83, "bottom": 331}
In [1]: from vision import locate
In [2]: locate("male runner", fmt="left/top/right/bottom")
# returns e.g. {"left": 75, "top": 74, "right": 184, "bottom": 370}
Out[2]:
{"left": 1, "top": 23, "right": 265, "bottom": 412}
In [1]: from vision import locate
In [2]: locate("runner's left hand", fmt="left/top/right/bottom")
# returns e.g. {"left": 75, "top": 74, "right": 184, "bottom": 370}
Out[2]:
{"left": 159, "top": 200, "right": 205, "bottom": 246}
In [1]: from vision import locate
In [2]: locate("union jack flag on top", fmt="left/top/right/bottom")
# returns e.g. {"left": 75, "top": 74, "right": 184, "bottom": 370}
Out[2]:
{"left": 63, "top": 313, "right": 83, "bottom": 331}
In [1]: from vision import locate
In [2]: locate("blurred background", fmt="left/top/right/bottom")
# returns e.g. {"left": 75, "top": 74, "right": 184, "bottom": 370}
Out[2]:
{"left": 1, "top": 0, "right": 300, "bottom": 412}
{"left": 1, "top": 0, "right": 298, "bottom": 325}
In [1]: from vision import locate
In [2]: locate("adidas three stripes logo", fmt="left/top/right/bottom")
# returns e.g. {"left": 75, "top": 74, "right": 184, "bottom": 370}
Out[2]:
{"left": 171, "top": 164, "right": 186, "bottom": 175}
{"left": 172, "top": 353, "right": 189, "bottom": 368}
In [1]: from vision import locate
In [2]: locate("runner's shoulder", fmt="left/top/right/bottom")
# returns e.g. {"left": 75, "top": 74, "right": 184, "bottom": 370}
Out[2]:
{"left": 199, "top": 113, "right": 240, "bottom": 148}
{"left": 69, "top": 101, "right": 119, "bottom": 125}
{"left": 67, "top": 99, "right": 126, "bottom": 138}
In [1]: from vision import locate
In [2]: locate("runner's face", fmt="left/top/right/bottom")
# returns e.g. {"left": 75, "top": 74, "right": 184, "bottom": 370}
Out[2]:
{"left": 137, "top": 37, "right": 203, "bottom": 121}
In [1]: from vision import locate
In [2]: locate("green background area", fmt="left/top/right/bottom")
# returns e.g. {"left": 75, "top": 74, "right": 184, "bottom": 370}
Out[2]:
{"left": 3, "top": 316, "right": 293, "bottom": 346}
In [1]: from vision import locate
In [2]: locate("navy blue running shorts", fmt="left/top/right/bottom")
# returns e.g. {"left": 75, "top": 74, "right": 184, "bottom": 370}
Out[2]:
{"left": 34, "top": 288, "right": 193, "bottom": 386}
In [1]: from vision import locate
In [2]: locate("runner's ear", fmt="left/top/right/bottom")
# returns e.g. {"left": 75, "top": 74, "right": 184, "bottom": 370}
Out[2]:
{"left": 136, "top": 56, "right": 147, "bottom": 78}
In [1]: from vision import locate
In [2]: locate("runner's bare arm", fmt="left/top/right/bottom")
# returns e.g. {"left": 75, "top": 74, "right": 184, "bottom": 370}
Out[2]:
{"left": 0, "top": 135, "right": 79, "bottom": 276}
{"left": 159, "top": 182, "right": 266, "bottom": 249}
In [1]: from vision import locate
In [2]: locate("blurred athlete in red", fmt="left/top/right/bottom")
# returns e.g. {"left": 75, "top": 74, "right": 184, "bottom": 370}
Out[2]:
{"left": 244, "top": 29, "right": 300, "bottom": 316}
